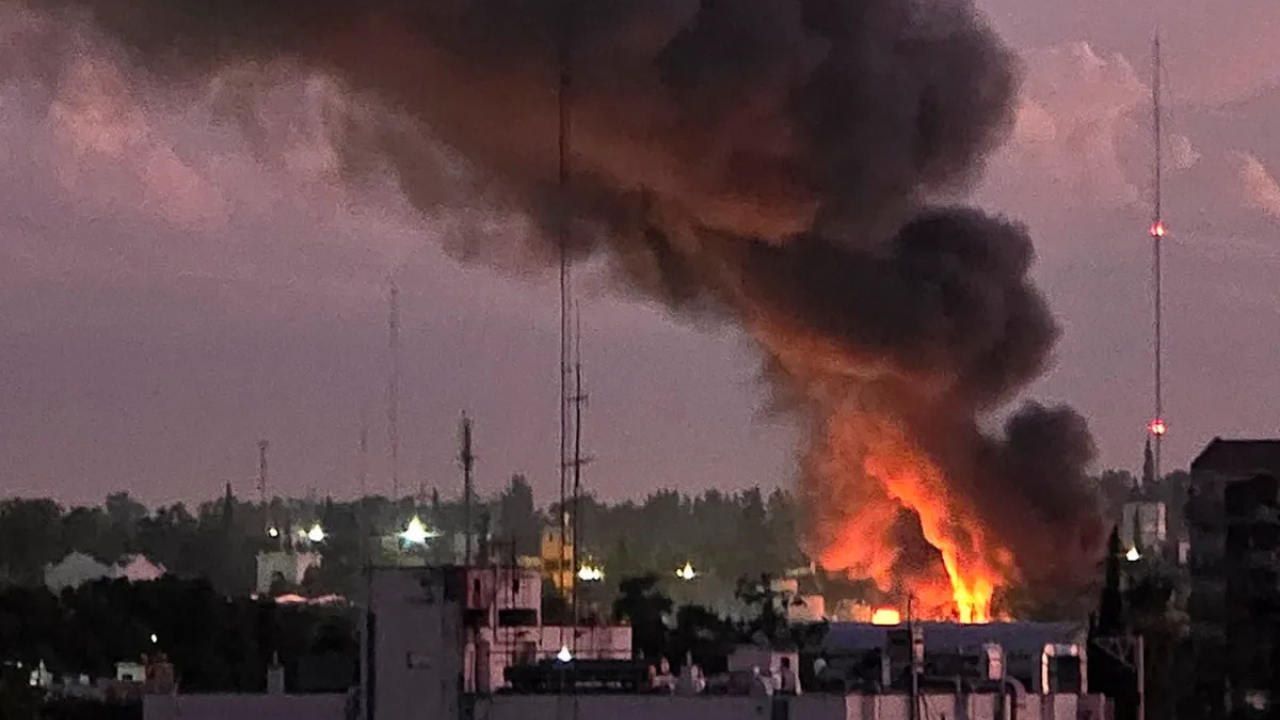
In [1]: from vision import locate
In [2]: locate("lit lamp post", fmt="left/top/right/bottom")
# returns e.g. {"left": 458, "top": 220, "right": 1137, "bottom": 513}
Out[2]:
{"left": 306, "top": 523, "right": 326, "bottom": 543}
{"left": 577, "top": 564, "right": 604, "bottom": 583}
{"left": 676, "top": 562, "right": 697, "bottom": 581}
{"left": 398, "top": 516, "right": 437, "bottom": 547}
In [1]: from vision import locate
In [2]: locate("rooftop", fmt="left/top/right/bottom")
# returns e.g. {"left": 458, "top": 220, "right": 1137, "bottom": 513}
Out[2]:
{"left": 1191, "top": 438, "right": 1280, "bottom": 475}
{"left": 822, "top": 621, "right": 1086, "bottom": 657}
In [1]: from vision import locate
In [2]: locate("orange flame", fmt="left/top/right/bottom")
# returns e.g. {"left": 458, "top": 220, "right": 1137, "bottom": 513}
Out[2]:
{"left": 871, "top": 607, "right": 902, "bottom": 625}
{"left": 813, "top": 408, "right": 1008, "bottom": 623}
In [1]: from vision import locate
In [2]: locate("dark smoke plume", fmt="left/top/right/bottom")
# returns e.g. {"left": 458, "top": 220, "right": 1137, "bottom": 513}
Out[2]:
{"left": 17, "top": 0, "right": 1104, "bottom": 600}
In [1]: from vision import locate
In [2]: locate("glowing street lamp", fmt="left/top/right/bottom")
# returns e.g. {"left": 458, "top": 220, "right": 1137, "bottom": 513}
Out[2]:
{"left": 577, "top": 564, "right": 604, "bottom": 582}
{"left": 1126, "top": 547, "right": 1141, "bottom": 562}
{"left": 676, "top": 562, "right": 697, "bottom": 581}
{"left": 307, "top": 523, "right": 326, "bottom": 543}
{"left": 399, "top": 516, "right": 437, "bottom": 546}
{"left": 557, "top": 645, "right": 573, "bottom": 662}
{"left": 267, "top": 526, "right": 280, "bottom": 539}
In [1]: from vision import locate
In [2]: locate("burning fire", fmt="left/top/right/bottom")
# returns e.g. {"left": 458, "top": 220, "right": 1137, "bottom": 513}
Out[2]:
{"left": 871, "top": 607, "right": 901, "bottom": 625}
{"left": 814, "top": 408, "right": 1007, "bottom": 623}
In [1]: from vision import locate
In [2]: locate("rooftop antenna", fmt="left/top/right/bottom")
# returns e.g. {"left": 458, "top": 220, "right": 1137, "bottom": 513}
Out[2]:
{"left": 460, "top": 413, "right": 476, "bottom": 567}
{"left": 1146, "top": 34, "right": 1168, "bottom": 484}
{"left": 388, "top": 281, "right": 402, "bottom": 502}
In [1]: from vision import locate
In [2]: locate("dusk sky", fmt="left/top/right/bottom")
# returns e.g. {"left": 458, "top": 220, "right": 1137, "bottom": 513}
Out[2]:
{"left": 2, "top": 0, "right": 1279, "bottom": 507}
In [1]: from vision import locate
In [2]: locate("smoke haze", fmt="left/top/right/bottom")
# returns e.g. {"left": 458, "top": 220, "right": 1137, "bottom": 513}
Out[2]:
{"left": 7, "top": 0, "right": 1104, "bottom": 606}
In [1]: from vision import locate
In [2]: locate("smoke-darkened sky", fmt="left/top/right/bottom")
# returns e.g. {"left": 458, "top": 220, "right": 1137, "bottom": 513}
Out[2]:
{"left": 2, "top": 0, "right": 1279, "bottom": 507}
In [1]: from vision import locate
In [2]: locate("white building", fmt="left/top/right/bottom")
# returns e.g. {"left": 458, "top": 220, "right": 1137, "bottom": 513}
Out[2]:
{"left": 255, "top": 550, "right": 322, "bottom": 595}
{"left": 45, "top": 552, "right": 168, "bottom": 592}
{"left": 363, "top": 564, "right": 631, "bottom": 713}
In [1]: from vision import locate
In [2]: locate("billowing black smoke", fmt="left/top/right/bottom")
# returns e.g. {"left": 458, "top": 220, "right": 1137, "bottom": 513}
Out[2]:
{"left": 19, "top": 0, "right": 1104, "bottom": 601}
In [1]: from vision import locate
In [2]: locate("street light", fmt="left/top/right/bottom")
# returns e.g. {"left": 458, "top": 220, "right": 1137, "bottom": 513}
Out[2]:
{"left": 577, "top": 564, "right": 604, "bottom": 582}
{"left": 307, "top": 523, "right": 326, "bottom": 543}
{"left": 1126, "top": 547, "right": 1141, "bottom": 562}
{"left": 676, "top": 561, "right": 697, "bottom": 581}
{"left": 267, "top": 526, "right": 280, "bottom": 539}
{"left": 399, "top": 516, "right": 437, "bottom": 546}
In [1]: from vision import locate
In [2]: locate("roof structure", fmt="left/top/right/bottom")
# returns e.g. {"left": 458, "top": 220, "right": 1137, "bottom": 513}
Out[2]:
{"left": 821, "top": 621, "right": 1086, "bottom": 657}
{"left": 1191, "top": 438, "right": 1280, "bottom": 476}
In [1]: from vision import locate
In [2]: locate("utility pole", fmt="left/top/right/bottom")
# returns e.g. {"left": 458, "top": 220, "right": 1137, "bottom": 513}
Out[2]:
{"left": 907, "top": 595, "right": 919, "bottom": 720}
{"left": 460, "top": 414, "right": 476, "bottom": 567}
{"left": 1094, "top": 634, "right": 1146, "bottom": 720}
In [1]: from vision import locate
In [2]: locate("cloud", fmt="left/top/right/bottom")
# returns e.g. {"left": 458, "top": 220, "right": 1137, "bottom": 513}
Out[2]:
{"left": 979, "top": 41, "right": 1211, "bottom": 219}
{"left": 1233, "top": 151, "right": 1280, "bottom": 219}
{"left": 0, "top": 2, "right": 447, "bottom": 316}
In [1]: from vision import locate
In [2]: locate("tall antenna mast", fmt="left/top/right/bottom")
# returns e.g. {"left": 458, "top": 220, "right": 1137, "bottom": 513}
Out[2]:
{"left": 556, "top": 0, "right": 575, "bottom": 631}
{"left": 258, "top": 439, "right": 269, "bottom": 507}
{"left": 388, "top": 281, "right": 402, "bottom": 502}
{"left": 570, "top": 305, "right": 591, "bottom": 642}
{"left": 1147, "top": 34, "right": 1168, "bottom": 482}
{"left": 259, "top": 439, "right": 279, "bottom": 548}
{"left": 358, "top": 411, "right": 369, "bottom": 567}
{"left": 460, "top": 413, "right": 476, "bottom": 567}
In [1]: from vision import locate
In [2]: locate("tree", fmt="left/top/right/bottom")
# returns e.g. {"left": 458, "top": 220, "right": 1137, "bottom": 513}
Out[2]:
{"left": 498, "top": 475, "right": 539, "bottom": 557}
{"left": 668, "top": 604, "right": 733, "bottom": 673}
{"left": 735, "top": 573, "right": 786, "bottom": 644}
{"left": 0, "top": 499, "right": 64, "bottom": 586}
{"left": 1096, "top": 527, "right": 1125, "bottom": 635}
{"left": 613, "top": 574, "right": 672, "bottom": 661}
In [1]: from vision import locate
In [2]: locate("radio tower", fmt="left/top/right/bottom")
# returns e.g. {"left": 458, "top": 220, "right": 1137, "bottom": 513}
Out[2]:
{"left": 556, "top": 0, "right": 576, "bottom": 650}
{"left": 460, "top": 414, "right": 476, "bottom": 567}
{"left": 1147, "top": 35, "right": 1168, "bottom": 481}
{"left": 569, "top": 306, "right": 592, "bottom": 647}
{"left": 388, "top": 281, "right": 402, "bottom": 502}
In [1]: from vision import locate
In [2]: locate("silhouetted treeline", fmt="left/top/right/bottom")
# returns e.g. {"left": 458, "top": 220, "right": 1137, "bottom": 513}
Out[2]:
{"left": 0, "top": 469, "right": 1188, "bottom": 611}
{"left": 0, "top": 576, "right": 356, "bottom": 693}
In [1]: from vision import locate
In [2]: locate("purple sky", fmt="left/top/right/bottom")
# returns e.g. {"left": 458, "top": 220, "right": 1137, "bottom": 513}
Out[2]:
{"left": 2, "top": 0, "right": 1279, "bottom": 507}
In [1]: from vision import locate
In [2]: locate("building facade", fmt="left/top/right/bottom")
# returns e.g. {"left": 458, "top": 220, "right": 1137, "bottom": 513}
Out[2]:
{"left": 1187, "top": 438, "right": 1280, "bottom": 717}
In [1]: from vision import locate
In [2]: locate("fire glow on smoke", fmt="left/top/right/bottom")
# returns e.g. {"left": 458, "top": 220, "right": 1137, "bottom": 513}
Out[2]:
{"left": 3, "top": 0, "right": 1109, "bottom": 618}
{"left": 815, "top": 410, "right": 1009, "bottom": 623}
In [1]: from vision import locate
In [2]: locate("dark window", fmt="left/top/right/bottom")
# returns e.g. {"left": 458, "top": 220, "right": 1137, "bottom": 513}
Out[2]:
{"left": 498, "top": 609, "right": 538, "bottom": 627}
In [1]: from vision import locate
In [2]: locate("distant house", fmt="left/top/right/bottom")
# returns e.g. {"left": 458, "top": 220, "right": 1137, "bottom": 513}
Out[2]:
{"left": 45, "top": 552, "right": 113, "bottom": 592}
{"left": 114, "top": 555, "right": 166, "bottom": 583}
{"left": 43, "top": 552, "right": 168, "bottom": 592}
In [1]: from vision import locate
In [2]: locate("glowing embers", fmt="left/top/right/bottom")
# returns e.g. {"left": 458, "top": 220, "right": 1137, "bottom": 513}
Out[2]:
{"left": 871, "top": 608, "right": 901, "bottom": 625}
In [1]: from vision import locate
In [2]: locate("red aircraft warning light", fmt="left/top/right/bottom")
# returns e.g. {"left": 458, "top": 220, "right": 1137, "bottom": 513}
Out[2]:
{"left": 1150, "top": 220, "right": 1167, "bottom": 238}
{"left": 1149, "top": 418, "right": 1167, "bottom": 436}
